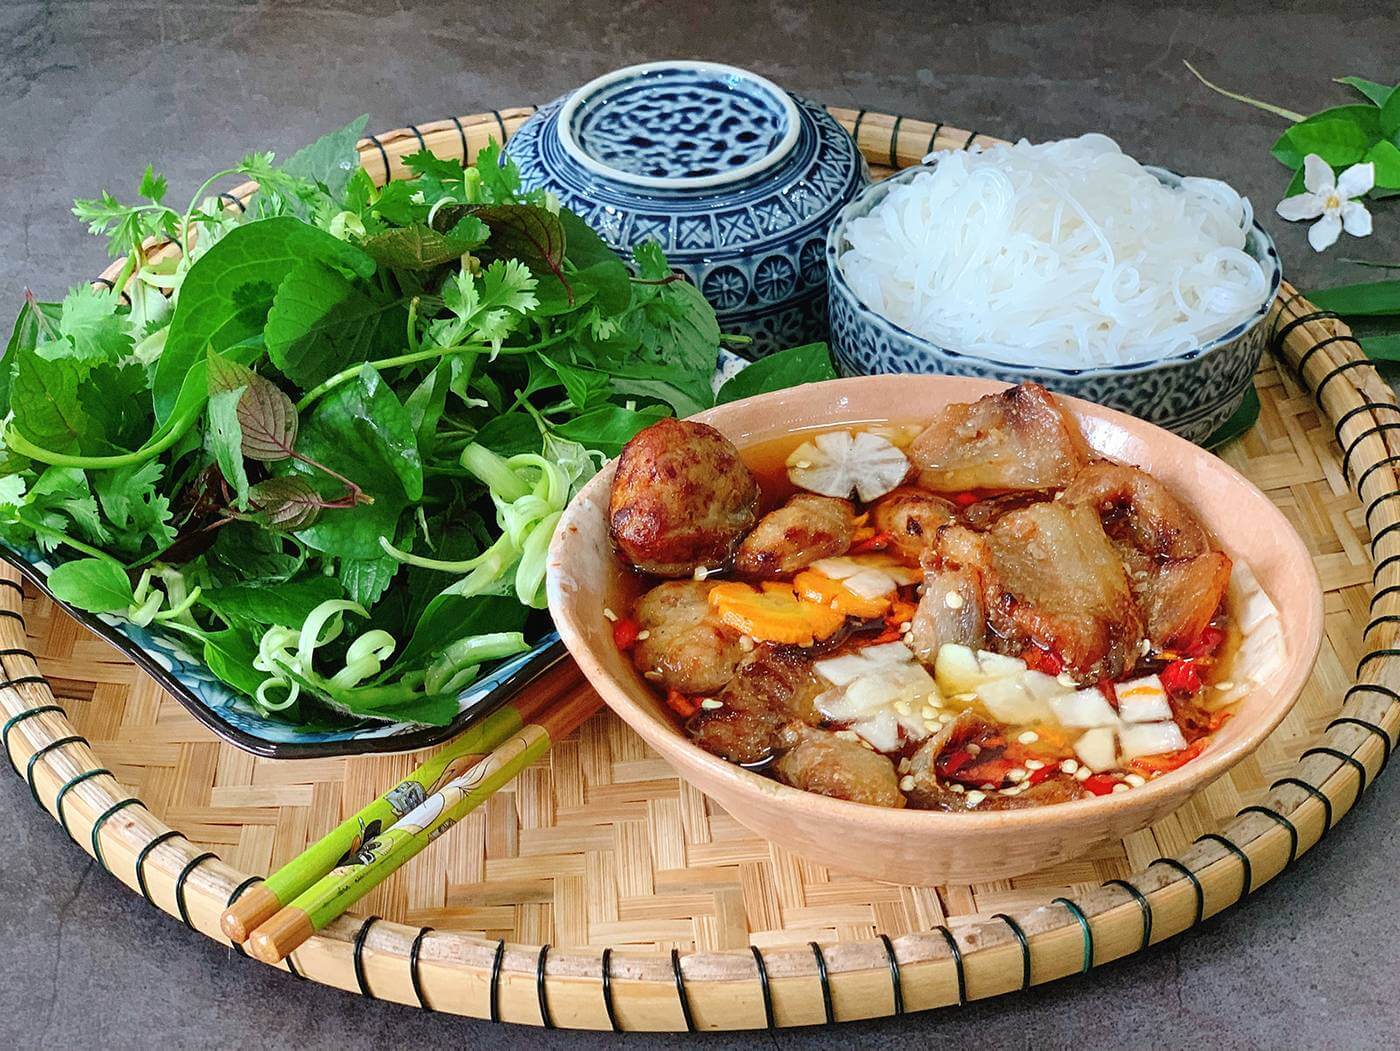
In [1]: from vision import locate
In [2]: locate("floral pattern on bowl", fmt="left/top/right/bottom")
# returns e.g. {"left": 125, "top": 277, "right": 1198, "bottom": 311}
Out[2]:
{"left": 824, "top": 164, "right": 1283, "bottom": 444}
{"left": 507, "top": 60, "right": 869, "bottom": 354}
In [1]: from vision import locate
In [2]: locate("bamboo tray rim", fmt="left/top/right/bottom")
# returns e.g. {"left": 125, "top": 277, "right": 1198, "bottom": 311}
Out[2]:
{"left": 3, "top": 103, "right": 1398, "bottom": 1031}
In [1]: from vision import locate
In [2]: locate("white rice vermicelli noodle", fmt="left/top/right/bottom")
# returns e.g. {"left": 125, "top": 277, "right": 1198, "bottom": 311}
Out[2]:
{"left": 837, "top": 134, "right": 1269, "bottom": 368}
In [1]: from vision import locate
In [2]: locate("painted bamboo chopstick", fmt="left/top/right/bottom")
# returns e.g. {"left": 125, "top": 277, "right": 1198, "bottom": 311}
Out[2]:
{"left": 220, "top": 654, "right": 578, "bottom": 944}
{"left": 247, "top": 681, "right": 601, "bottom": 964}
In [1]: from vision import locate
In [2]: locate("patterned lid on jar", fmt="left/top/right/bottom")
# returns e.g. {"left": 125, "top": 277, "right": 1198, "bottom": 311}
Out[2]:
{"left": 557, "top": 61, "right": 802, "bottom": 190}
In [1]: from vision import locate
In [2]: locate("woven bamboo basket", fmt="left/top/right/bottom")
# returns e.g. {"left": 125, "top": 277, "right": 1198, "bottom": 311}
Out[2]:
{"left": 5, "top": 105, "right": 1398, "bottom": 1031}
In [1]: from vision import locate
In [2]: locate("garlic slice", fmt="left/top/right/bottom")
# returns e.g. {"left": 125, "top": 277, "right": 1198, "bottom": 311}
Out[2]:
{"left": 786, "top": 430, "right": 910, "bottom": 502}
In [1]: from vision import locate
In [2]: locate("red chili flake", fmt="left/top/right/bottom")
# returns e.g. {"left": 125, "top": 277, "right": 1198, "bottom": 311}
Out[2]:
{"left": 953, "top": 491, "right": 979, "bottom": 508}
{"left": 612, "top": 616, "right": 642, "bottom": 652}
{"left": 1082, "top": 773, "right": 1119, "bottom": 796}
{"left": 1097, "top": 678, "right": 1118, "bottom": 709}
{"left": 1022, "top": 646, "right": 1063, "bottom": 676}
{"left": 937, "top": 748, "right": 974, "bottom": 776}
{"left": 665, "top": 688, "right": 698, "bottom": 719}
{"left": 1184, "top": 626, "right": 1225, "bottom": 659}
{"left": 1029, "top": 764, "right": 1057, "bottom": 785}
{"left": 1159, "top": 660, "right": 1201, "bottom": 698}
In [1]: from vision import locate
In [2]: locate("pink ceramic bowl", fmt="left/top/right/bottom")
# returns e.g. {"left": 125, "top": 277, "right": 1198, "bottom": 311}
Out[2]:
{"left": 546, "top": 376, "right": 1324, "bottom": 884}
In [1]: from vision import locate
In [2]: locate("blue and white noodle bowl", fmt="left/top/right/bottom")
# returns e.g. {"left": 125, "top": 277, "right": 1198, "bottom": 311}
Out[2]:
{"left": 825, "top": 151, "right": 1282, "bottom": 444}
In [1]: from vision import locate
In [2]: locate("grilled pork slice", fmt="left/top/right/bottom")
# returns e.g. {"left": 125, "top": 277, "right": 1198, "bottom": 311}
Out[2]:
{"left": 905, "top": 711, "right": 1084, "bottom": 811}
{"left": 911, "top": 382, "right": 1091, "bottom": 493}
{"left": 735, "top": 494, "right": 856, "bottom": 578}
{"left": 921, "top": 503, "right": 1145, "bottom": 683}
{"left": 609, "top": 417, "right": 760, "bottom": 577}
{"left": 870, "top": 487, "right": 956, "bottom": 564}
{"left": 633, "top": 581, "right": 743, "bottom": 696}
{"left": 686, "top": 646, "right": 824, "bottom": 765}
{"left": 907, "top": 560, "right": 987, "bottom": 661}
{"left": 1063, "top": 462, "right": 1232, "bottom": 649}
{"left": 772, "top": 724, "right": 904, "bottom": 807}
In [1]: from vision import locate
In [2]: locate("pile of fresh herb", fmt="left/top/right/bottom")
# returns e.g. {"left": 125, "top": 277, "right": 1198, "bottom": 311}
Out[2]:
{"left": 0, "top": 117, "right": 836, "bottom": 729}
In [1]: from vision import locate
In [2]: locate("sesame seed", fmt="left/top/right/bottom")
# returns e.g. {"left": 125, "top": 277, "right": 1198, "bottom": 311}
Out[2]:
{"left": 1006, "top": 768, "right": 1027, "bottom": 783}
{"left": 1060, "top": 759, "right": 1079, "bottom": 774}
{"left": 895, "top": 700, "right": 911, "bottom": 715}
{"left": 1017, "top": 730, "right": 1039, "bottom": 745}
{"left": 899, "top": 622, "right": 912, "bottom": 634}
{"left": 944, "top": 591, "right": 965, "bottom": 610}
{"left": 1056, "top": 672, "right": 1077, "bottom": 688}
{"left": 860, "top": 739, "right": 875, "bottom": 750}
{"left": 1024, "top": 759, "right": 1045, "bottom": 771}
{"left": 794, "top": 460, "right": 812, "bottom": 469}
{"left": 950, "top": 783, "right": 966, "bottom": 794}
{"left": 1125, "top": 773, "right": 1146, "bottom": 787}
{"left": 835, "top": 729, "right": 860, "bottom": 742}
{"left": 980, "top": 782, "right": 996, "bottom": 791}
{"left": 966, "top": 743, "right": 982, "bottom": 757}
{"left": 1140, "top": 638, "right": 1152, "bottom": 655}
{"left": 1215, "top": 680, "right": 1235, "bottom": 691}
{"left": 644, "top": 670, "right": 663, "bottom": 682}
{"left": 739, "top": 635, "right": 755, "bottom": 651}
{"left": 603, "top": 607, "right": 618, "bottom": 622}
{"left": 921, "top": 705, "right": 936, "bottom": 719}
{"left": 693, "top": 566, "right": 709, "bottom": 581}
{"left": 1111, "top": 782, "right": 1130, "bottom": 794}
{"left": 635, "top": 630, "right": 651, "bottom": 641}
{"left": 938, "top": 712, "right": 954, "bottom": 724}
{"left": 830, "top": 599, "right": 841, "bottom": 610}
{"left": 954, "top": 692, "right": 978, "bottom": 704}
{"left": 1074, "top": 766, "right": 1092, "bottom": 781}
{"left": 899, "top": 775, "right": 916, "bottom": 791}
{"left": 699, "top": 698, "right": 723, "bottom": 710}
{"left": 964, "top": 791, "right": 986, "bottom": 807}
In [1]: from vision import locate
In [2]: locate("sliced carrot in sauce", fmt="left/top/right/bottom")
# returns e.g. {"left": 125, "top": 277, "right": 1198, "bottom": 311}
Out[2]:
{"left": 792, "top": 570, "right": 890, "bottom": 619}
{"left": 707, "top": 581, "right": 846, "bottom": 646}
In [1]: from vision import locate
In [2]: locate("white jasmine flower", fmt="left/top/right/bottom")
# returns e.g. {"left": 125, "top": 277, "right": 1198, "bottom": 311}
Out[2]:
{"left": 1276, "top": 154, "right": 1374, "bottom": 252}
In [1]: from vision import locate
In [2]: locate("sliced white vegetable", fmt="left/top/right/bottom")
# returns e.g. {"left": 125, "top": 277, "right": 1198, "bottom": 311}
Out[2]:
{"left": 810, "top": 556, "right": 861, "bottom": 580}
{"left": 1049, "top": 688, "right": 1120, "bottom": 728}
{"left": 811, "top": 555, "right": 920, "bottom": 587}
{"left": 1116, "top": 675, "right": 1173, "bottom": 723}
{"left": 1118, "top": 720, "right": 1188, "bottom": 760}
{"left": 977, "top": 650, "right": 1028, "bottom": 679}
{"left": 813, "top": 653, "right": 876, "bottom": 686}
{"left": 975, "top": 678, "right": 1052, "bottom": 725}
{"left": 844, "top": 567, "right": 899, "bottom": 599}
{"left": 843, "top": 672, "right": 907, "bottom": 714}
{"left": 787, "top": 430, "right": 910, "bottom": 502}
{"left": 1074, "top": 727, "right": 1119, "bottom": 772}
{"left": 851, "top": 710, "right": 902, "bottom": 753}
{"left": 934, "top": 643, "right": 985, "bottom": 695}
{"left": 862, "top": 640, "right": 919, "bottom": 665}
{"left": 1023, "top": 670, "right": 1072, "bottom": 702}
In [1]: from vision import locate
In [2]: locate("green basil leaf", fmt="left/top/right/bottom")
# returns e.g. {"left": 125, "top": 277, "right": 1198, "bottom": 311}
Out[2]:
{"left": 201, "top": 626, "right": 267, "bottom": 696}
{"left": 46, "top": 557, "right": 133, "bottom": 613}
{"left": 337, "top": 554, "right": 399, "bottom": 608}
{"left": 154, "top": 218, "right": 375, "bottom": 422}
{"left": 1270, "top": 106, "right": 1382, "bottom": 169}
{"left": 716, "top": 342, "right": 838, "bottom": 404}
{"left": 1307, "top": 280, "right": 1400, "bottom": 316}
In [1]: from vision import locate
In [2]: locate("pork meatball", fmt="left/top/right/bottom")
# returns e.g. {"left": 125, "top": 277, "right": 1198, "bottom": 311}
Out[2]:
{"left": 633, "top": 581, "right": 742, "bottom": 695}
{"left": 870, "top": 487, "right": 955, "bottom": 564}
{"left": 772, "top": 725, "right": 904, "bottom": 808}
{"left": 735, "top": 494, "right": 855, "bottom": 578}
{"left": 687, "top": 646, "right": 823, "bottom": 765}
{"left": 609, "top": 418, "right": 760, "bottom": 577}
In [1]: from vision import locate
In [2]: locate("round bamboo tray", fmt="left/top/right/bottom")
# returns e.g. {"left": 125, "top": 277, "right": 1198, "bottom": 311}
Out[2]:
{"left": 5, "top": 105, "right": 1398, "bottom": 1031}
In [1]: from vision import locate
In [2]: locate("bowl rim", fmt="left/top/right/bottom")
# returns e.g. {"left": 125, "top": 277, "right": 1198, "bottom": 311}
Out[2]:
{"left": 555, "top": 59, "right": 802, "bottom": 191}
{"left": 547, "top": 374, "right": 1325, "bottom": 836}
{"left": 824, "top": 161, "right": 1284, "bottom": 378}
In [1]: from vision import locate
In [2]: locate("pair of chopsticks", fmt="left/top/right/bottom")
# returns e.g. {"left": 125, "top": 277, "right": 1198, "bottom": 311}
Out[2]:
{"left": 222, "top": 659, "right": 600, "bottom": 964}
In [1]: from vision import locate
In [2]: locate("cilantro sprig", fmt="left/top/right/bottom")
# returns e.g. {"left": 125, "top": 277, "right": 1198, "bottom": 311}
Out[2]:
{"left": 3, "top": 118, "right": 836, "bottom": 731}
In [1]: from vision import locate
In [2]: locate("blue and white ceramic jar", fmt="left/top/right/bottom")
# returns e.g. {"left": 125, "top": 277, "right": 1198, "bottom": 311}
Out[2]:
{"left": 508, "top": 61, "right": 869, "bottom": 354}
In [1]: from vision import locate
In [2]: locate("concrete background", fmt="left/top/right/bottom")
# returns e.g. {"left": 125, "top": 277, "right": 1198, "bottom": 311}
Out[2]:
{"left": 2, "top": 1, "right": 1398, "bottom": 1047}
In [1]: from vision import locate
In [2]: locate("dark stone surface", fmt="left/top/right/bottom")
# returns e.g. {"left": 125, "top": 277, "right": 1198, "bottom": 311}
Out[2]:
{"left": 2, "top": 1, "right": 1397, "bottom": 1047}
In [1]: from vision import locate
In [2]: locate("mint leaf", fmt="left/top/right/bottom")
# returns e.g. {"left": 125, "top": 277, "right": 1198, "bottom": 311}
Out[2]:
{"left": 716, "top": 342, "right": 838, "bottom": 404}
{"left": 47, "top": 558, "right": 133, "bottom": 613}
{"left": 10, "top": 350, "right": 100, "bottom": 454}
{"left": 154, "top": 217, "right": 375, "bottom": 422}
{"left": 207, "top": 385, "right": 250, "bottom": 507}
{"left": 203, "top": 576, "right": 345, "bottom": 628}
{"left": 358, "top": 218, "right": 488, "bottom": 270}
{"left": 337, "top": 554, "right": 399, "bottom": 607}
{"left": 264, "top": 260, "right": 407, "bottom": 388}
{"left": 292, "top": 365, "right": 422, "bottom": 557}
{"left": 281, "top": 115, "right": 369, "bottom": 202}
